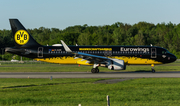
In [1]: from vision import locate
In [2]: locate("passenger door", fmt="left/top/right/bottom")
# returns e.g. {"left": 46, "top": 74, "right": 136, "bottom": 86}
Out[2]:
{"left": 151, "top": 48, "right": 156, "bottom": 58}
{"left": 38, "top": 47, "right": 43, "bottom": 57}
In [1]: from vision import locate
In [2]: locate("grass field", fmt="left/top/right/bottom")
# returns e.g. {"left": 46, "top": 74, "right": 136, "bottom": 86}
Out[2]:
{"left": 0, "top": 61, "right": 180, "bottom": 105}
{"left": 0, "top": 60, "right": 179, "bottom": 72}
{"left": 1, "top": 78, "right": 180, "bottom": 106}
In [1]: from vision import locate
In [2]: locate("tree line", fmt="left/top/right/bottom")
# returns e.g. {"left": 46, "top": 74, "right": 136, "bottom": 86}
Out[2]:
{"left": 0, "top": 21, "right": 180, "bottom": 60}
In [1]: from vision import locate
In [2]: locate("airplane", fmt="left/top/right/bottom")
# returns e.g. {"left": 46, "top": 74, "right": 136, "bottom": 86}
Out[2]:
{"left": 5, "top": 19, "right": 177, "bottom": 73}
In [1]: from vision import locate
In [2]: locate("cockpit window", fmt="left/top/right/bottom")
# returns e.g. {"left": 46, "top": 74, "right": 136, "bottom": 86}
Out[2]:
{"left": 166, "top": 51, "right": 170, "bottom": 53}
{"left": 162, "top": 50, "right": 170, "bottom": 54}
{"left": 162, "top": 51, "right": 167, "bottom": 54}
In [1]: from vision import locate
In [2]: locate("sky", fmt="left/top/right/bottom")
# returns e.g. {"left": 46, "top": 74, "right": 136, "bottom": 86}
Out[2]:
{"left": 0, "top": 0, "right": 180, "bottom": 30}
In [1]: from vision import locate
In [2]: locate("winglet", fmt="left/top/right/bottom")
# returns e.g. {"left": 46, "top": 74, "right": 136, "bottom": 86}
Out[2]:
{"left": 60, "top": 40, "right": 72, "bottom": 53}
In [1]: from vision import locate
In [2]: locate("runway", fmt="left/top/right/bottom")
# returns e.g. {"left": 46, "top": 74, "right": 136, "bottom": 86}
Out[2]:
{"left": 0, "top": 72, "right": 180, "bottom": 78}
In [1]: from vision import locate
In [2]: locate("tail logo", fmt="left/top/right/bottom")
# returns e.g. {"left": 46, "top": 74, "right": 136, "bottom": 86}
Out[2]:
{"left": 14, "top": 30, "right": 29, "bottom": 45}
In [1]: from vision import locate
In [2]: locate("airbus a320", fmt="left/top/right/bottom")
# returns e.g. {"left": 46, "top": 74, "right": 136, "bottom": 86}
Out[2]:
{"left": 5, "top": 19, "right": 177, "bottom": 73}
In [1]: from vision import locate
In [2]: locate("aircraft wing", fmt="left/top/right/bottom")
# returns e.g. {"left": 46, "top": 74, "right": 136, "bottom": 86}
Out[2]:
{"left": 74, "top": 52, "right": 109, "bottom": 63}
{"left": 60, "top": 40, "right": 110, "bottom": 64}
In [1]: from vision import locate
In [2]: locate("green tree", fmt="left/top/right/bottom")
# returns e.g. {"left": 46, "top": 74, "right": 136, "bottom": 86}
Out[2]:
{"left": 78, "top": 33, "right": 90, "bottom": 45}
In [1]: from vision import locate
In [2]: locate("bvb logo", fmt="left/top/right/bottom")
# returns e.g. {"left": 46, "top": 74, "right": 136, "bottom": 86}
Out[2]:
{"left": 14, "top": 30, "right": 29, "bottom": 45}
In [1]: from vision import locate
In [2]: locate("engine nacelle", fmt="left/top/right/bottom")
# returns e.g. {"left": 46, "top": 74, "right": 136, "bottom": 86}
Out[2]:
{"left": 107, "top": 59, "right": 126, "bottom": 70}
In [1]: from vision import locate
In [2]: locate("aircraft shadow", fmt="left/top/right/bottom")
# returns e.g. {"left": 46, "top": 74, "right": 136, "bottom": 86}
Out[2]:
{"left": 135, "top": 70, "right": 152, "bottom": 72}
{"left": 99, "top": 71, "right": 180, "bottom": 74}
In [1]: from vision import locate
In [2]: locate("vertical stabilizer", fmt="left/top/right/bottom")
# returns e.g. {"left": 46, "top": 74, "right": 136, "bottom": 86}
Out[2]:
{"left": 9, "top": 19, "right": 41, "bottom": 48}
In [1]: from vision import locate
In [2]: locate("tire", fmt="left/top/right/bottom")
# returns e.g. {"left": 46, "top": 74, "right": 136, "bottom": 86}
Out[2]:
{"left": 96, "top": 68, "right": 99, "bottom": 73}
{"left": 91, "top": 68, "right": 99, "bottom": 73}
{"left": 91, "top": 68, "right": 96, "bottom": 73}
{"left": 152, "top": 69, "right": 155, "bottom": 73}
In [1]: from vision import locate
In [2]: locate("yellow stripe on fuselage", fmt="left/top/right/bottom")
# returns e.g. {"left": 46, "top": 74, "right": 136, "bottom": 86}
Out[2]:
{"left": 34, "top": 56, "right": 162, "bottom": 65}
{"left": 114, "top": 56, "right": 162, "bottom": 65}
{"left": 35, "top": 56, "right": 79, "bottom": 64}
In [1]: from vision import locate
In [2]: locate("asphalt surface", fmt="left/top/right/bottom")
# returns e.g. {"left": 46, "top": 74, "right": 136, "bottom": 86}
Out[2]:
{"left": 0, "top": 72, "right": 180, "bottom": 78}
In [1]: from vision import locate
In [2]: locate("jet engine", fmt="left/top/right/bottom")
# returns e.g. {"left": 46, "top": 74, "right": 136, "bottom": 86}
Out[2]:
{"left": 106, "top": 59, "right": 126, "bottom": 70}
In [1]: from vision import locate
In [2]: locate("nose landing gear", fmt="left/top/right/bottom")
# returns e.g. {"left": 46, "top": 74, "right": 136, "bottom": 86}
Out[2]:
{"left": 151, "top": 64, "right": 155, "bottom": 73}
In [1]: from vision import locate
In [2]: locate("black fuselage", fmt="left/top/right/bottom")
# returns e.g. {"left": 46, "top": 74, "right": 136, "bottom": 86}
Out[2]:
{"left": 6, "top": 45, "right": 177, "bottom": 64}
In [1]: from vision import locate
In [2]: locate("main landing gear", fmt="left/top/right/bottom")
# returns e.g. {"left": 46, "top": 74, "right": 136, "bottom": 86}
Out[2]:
{"left": 91, "top": 63, "right": 100, "bottom": 73}
{"left": 151, "top": 64, "right": 155, "bottom": 73}
{"left": 91, "top": 68, "right": 99, "bottom": 73}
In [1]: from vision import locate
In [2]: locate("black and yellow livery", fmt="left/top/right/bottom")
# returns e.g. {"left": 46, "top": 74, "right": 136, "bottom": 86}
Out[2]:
{"left": 5, "top": 19, "right": 177, "bottom": 73}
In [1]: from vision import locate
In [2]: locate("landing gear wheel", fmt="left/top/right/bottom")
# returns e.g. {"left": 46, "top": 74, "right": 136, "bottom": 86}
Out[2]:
{"left": 96, "top": 68, "right": 99, "bottom": 73}
{"left": 91, "top": 68, "right": 96, "bottom": 73}
{"left": 152, "top": 69, "right": 155, "bottom": 73}
{"left": 151, "top": 64, "right": 155, "bottom": 73}
{"left": 91, "top": 68, "right": 99, "bottom": 73}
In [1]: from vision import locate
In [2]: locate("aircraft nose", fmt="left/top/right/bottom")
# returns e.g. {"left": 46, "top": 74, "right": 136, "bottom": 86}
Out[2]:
{"left": 170, "top": 54, "right": 177, "bottom": 62}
